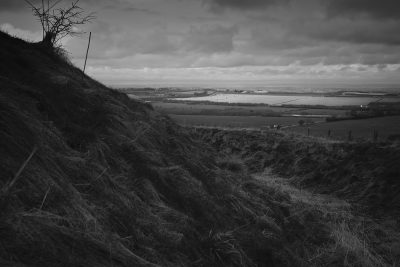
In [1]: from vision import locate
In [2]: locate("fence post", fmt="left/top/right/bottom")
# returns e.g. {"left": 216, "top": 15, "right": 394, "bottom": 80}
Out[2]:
{"left": 307, "top": 127, "right": 310, "bottom": 136}
{"left": 83, "top": 31, "right": 92, "bottom": 74}
{"left": 348, "top": 130, "right": 352, "bottom": 141}
{"left": 373, "top": 129, "right": 378, "bottom": 142}
{"left": 328, "top": 129, "right": 331, "bottom": 138}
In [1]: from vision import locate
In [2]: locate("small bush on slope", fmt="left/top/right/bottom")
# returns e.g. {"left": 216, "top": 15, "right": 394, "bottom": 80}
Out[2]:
{"left": 0, "top": 31, "right": 332, "bottom": 266}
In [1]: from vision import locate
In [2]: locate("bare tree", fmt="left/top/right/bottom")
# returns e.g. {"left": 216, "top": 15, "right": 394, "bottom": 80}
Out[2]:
{"left": 25, "top": 0, "right": 95, "bottom": 47}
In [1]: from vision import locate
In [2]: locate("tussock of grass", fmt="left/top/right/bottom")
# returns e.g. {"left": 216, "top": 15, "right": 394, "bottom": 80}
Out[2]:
{"left": 255, "top": 171, "right": 398, "bottom": 267}
{"left": 217, "top": 155, "right": 247, "bottom": 173}
{"left": 330, "top": 221, "right": 387, "bottom": 267}
{"left": 200, "top": 230, "right": 252, "bottom": 266}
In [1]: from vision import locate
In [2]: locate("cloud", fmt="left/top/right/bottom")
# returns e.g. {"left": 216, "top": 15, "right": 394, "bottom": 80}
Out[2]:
{"left": 138, "top": 28, "right": 178, "bottom": 54}
{"left": 290, "top": 17, "right": 400, "bottom": 46}
{"left": 0, "top": 0, "right": 41, "bottom": 11}
{"left": 182, "top": 24, "right": 238, "bottom": 53}
{"left": 65, "top": 20, "right": 178, "bottom": 61}
{"left": 0, "top": 0, "right": 102, "bottom": 12}
{"left": 202, "top": 0, "right": 288, "bottom": 12}
{"left": 101, "top": 4, "right": 160, "bottom": 15}
{"left": 250, "top": 24, "right": 314, "bottom": 50}
{"left": 205, "top": 0, "right": 279, "bottom": 9}
{"left": 0, "top": 23, "right": 41, "bottom": 42}
{"left": 2, "top": 0, "right": 400, "bottom": 85}
{"left": 325, "top": 0, "right": 400, "bottom": 20}
{"left": 86, "top": 63, "right": 400, "bottom": 86}
{"left": 0, "top": 0, "right": 121, "bottom": 12}
{"left": 238, "top": 2, "right": 400, "bottom": 66}
{"left": 122, "top": 7, "right": 160, "bottom": 15}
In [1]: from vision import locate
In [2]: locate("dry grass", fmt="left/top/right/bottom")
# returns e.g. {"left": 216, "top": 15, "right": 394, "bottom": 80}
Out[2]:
{"left": 197, "top": 127, "right": 400, "bottom": 216}
{"left": 200, "top": 230, "right": 251, "bottom": 266}
{"left": 1, "top": 146, "right": 37, "bottom": 196}
{"left": 255, "top": 170, "right": 397, "bottom": 267}
{"left": 330, "top": 221, "right": 387, "bottom": 267}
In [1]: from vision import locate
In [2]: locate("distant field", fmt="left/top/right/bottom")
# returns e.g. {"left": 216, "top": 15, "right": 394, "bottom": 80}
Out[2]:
{"left": 152, "top": 94, "right": 400, "bottom": 141}
{"left": 174, "top": 93, "right": 400, "bottom": 106}
{"left": 154, "top": 102, "right": 297, "bottom": 113}
{"left": 169, "top": 114, "right": 400, "bottom": 141}
{"left": 285, "top": 115, "right": 400, "bottom": 140}
{"left": 169, "top": 114, "right": 321, "bottom": 128}
{"left": 154, "top": 102, "right": 348, "bottom": 116}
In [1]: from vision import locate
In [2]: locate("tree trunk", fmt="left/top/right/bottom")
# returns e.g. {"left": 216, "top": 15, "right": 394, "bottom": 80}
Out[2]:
{"left": 42, "top": 32, "right": 55, "bottom": 47}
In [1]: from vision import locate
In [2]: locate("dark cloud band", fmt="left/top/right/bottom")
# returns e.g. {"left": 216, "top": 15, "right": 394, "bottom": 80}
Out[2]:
{"left": 0, "top": 0, "right": 46, "bottom": 11}
{"left": 326, "top": 0, "right": 400, "bottom": 19}
{"left": 203, "top": 0, "right": 287, "bottom": 12}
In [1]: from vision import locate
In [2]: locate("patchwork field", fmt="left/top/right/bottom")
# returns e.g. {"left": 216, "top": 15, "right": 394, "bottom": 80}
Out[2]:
{"left": 169, "top": 114, "right": 322, "bottom": 129}
{"left": 153, "top": 101, "right": 400, "bottom": 141}
{"left": 287, "top": 115, "right": 400, "bottom": 140}
{"left": 153, "top": 102, "right": 348, "bottom": 116}
{"left": 174, "top": 93, "right": 400, "bottom": 106}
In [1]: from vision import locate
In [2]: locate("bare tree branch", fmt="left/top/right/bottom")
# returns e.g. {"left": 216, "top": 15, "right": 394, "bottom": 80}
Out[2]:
{"left": 24, "top": 0, "right": 95, "bottom": 47}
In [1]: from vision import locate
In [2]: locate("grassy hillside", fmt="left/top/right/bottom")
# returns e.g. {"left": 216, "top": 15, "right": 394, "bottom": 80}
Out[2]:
{"left": 196, "top": 128, "right": 400, "bottom": 265}
{"left": 196, "top": 128, "right": 400, "bottom": 216}
{"left": 0, "top": 31, "right": 341, "bottom": 266}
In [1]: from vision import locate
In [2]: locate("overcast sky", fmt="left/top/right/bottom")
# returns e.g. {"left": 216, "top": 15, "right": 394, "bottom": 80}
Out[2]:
{"left": 1, "top": 0, "right": 400, "bottom": 88}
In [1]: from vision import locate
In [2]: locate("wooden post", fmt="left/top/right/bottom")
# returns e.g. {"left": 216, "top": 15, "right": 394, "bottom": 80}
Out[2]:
{"left": 348, "top": 130, "right": 352, "bottom": 141}
{"left": 307, "top": 127, "right": 310, "bottom": 136}
{"left": 41, "top": 0, "right": 45, "bottom": 39}
{"left": 373, "top": 129, "right": 378, "bottom": 142}
{"left": 328, "top": 129, "right": 331, "bottom": 138}
{"left": 83, "top": 32, "right": 92, "bottom": 74}
{"left": 47, "top": 0, "right": 49, "bottom": 33}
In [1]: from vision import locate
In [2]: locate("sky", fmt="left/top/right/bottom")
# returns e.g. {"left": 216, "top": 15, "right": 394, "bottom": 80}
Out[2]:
{"left": 1, "top": 0, "right": 400, "bottom": 88}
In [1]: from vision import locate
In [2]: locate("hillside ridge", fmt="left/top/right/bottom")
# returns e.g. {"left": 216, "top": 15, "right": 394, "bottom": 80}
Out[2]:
{"left": 0, "top": 30, "right": 308, "bottom": 267}
{"left": 197, "top": 128, "right": 400, "bottom": 216}
{"left": 1, "top": 31, "right": 399, "bottom": 267}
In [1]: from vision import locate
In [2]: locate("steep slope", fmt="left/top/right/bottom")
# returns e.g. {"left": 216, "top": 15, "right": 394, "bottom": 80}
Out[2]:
{"left": 0, "top": 31, "right": 327, "bottom": 266}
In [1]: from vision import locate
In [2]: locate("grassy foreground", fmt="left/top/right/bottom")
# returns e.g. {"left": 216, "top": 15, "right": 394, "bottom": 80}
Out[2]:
{"left": 196, "top": 128, "right": 400, "bottom": 266}
{"left": 255, "top": 170, "right": 399, "bottom": 267}
{"left": 196, "top": 128, "right": 400, "bottom": 215}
